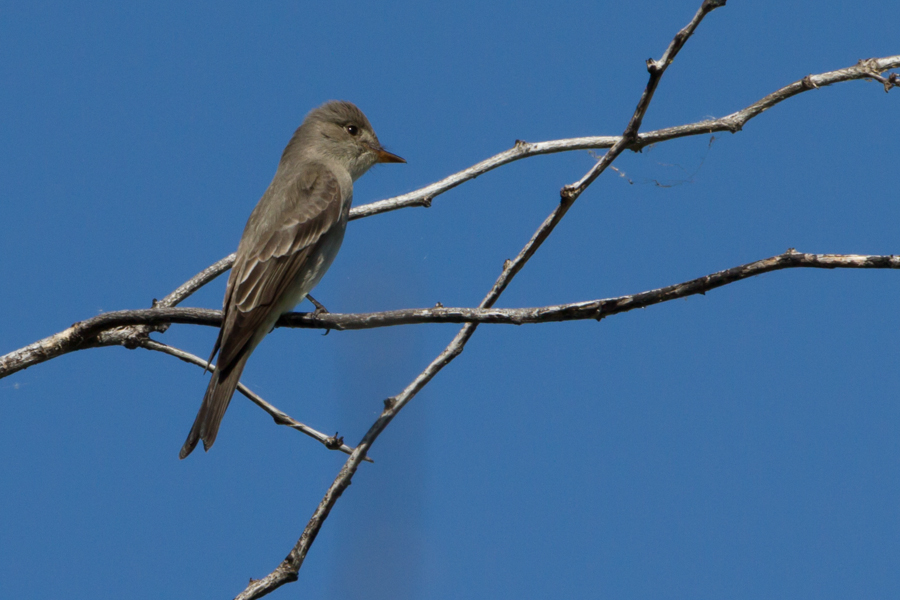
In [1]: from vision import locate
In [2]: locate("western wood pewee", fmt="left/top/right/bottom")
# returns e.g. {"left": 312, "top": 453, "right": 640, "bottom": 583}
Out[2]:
{"left": 180, "top": 101, "right": 404, "bottom": 459}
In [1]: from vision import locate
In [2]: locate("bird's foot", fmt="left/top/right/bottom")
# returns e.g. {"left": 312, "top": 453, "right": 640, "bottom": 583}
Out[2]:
{"left": 307, "top": 294, "right": 330, "bottom": 316}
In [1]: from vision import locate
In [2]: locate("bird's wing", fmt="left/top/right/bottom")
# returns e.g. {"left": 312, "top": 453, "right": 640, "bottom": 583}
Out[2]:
{"left": 214, "top": 163, "right": 345, "bottom": 375}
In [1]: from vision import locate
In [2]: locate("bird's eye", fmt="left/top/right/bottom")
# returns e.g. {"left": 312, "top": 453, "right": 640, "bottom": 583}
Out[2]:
{"left": 346, "top": 125, "right": 359, "bottom": 136}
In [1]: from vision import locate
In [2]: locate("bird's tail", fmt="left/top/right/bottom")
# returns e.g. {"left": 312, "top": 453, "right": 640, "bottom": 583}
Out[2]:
{"left": 179, "top": 352, "right": 251, "bottom": 459}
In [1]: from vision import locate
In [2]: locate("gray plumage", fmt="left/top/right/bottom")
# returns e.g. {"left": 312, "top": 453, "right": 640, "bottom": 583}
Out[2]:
{"left": 180, "top": 101, "right": 404, "bottom": 459}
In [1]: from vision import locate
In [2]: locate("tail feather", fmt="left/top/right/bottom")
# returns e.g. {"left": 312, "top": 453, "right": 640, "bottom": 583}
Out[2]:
{"left": 179, "top": 352, "right": 251, "bottom": 459}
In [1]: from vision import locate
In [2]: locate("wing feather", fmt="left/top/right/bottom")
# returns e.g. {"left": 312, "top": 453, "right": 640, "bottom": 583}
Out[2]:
{"left": 214, "top": 163, "right": 344, "bottom": 376}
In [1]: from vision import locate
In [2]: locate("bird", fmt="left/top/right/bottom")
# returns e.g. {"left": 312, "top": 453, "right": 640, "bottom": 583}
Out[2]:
{"left": 179, "top": 101, "right": 405, "bottom": 459}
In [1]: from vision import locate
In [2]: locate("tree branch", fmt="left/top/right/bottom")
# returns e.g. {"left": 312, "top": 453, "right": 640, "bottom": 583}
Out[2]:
{"left": 157, "top": 253, "right": 236, "bottom": 310}
{"left": 286, "top": 251, "right": 900, "bottom": 327}
{"left": 9, "top": 251, "right": 893, "bottom": 379}
{"left": 138, "top": 339, "right": 368, "bottom": 460}
{"left": 351, "top": 54, "right": 898, "bottom": 220}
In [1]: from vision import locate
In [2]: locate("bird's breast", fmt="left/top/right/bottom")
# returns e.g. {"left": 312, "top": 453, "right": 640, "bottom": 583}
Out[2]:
{"left": 279, "top": 218, "right": 348, "bottom": 316}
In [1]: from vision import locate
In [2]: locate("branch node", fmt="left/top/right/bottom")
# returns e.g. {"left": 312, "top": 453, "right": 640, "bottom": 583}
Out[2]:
{"left": 122, "top": 330, "right": 148, "bottom": 350}
{"left": 272, "top": 413, "right": 292, "bottom": 426}
{"left": 560, "top": 185, "right": 577, "bottom": 203}
{"left": 383, "top": 397, "right": 397, "bottom": 411}
{"left": 724, "top": 117, "right": 743, "bottom": 133}
{"left": 857, "top": 57, "right": 878, "bottom": 70}
{"left": 324, "top": 433, "right": 344, "bottom": 450}
{"left": 802, "top": 74, "right": 819, "bottom": 90}
{"left": 419, "top": 196, "right": 432, "bottom": 208}
{"left": 503, "top": 259, "right": 512, "bottom": 271}
{"left": 434, "top": 302, "right": 444, "bottom": 309}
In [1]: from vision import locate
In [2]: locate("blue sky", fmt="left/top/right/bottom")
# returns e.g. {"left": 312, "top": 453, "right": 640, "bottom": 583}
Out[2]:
{"left": 2, "top": 1, "right": 899, "bottom": 598}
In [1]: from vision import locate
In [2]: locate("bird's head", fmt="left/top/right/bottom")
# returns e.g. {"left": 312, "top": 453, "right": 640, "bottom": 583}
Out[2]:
{"left": 291, "top": 100, "right": 405, "bottom": 181}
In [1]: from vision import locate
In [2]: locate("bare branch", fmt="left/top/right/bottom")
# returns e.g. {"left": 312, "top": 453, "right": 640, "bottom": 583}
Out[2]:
{"left": 291, "top": 252, "right": 900, "bottom": 327}
{"left": 621, "top": 0, "right": 727, "bottom": 143}
{"left": 351, "top": 55, "right": 898, "bottom": 219}
{"left": 5, "top": 252, "right": 895, "bottom": 366}
{"left": 0, "top": 308, "right": 215, "bottom": 378}
{"left": 139, "top": 339, "right": 368, "bottom": 460}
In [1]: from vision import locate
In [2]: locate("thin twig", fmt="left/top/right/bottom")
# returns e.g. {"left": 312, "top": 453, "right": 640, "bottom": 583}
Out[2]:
{"left": 158, "top": 254, "right": 236, "bottom": 309}
{"left": 139, "top": 339, "right": 369, "bottom": 461}
{"left": 568, "top": 0, "right": 725, "bottom": 197}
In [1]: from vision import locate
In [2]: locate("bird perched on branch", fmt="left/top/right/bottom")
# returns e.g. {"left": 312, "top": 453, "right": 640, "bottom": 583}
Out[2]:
{"left": 180, "top": 101, "right": 405, "bottom": 459}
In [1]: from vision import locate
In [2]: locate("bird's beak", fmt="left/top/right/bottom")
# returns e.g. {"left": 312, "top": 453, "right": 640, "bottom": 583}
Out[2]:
{"left": 374, "top": 147, "right": 406, "bottom": 164}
